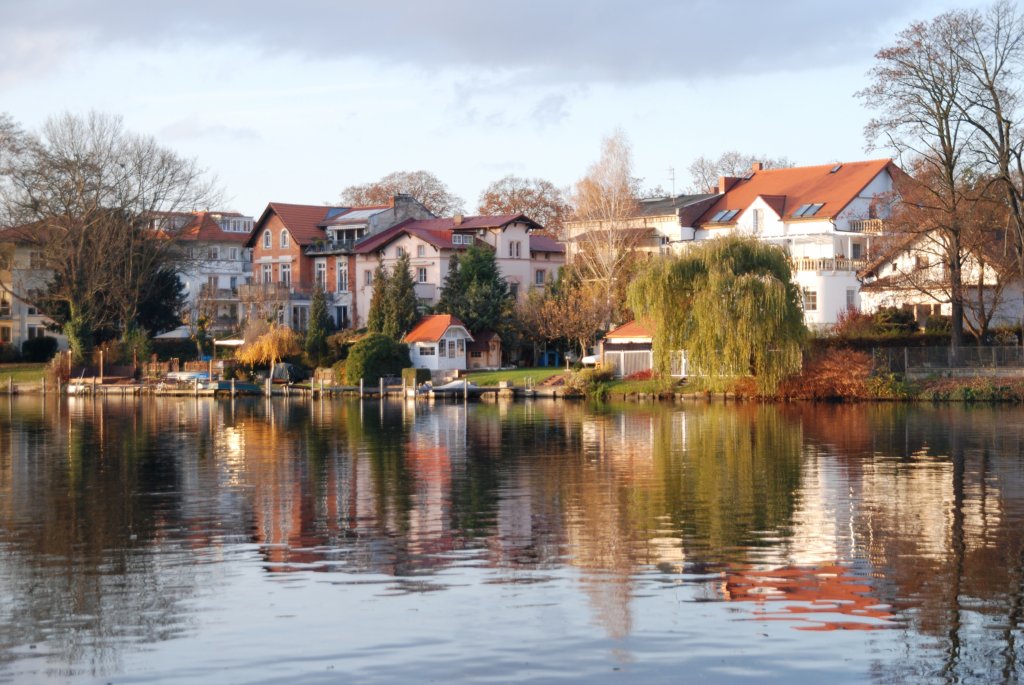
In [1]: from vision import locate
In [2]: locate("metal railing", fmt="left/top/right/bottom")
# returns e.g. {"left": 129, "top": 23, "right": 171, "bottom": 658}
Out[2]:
{"left": 304, "top": 239, "right": 356, "bottom": 255}
{"left": 873, "top": 346, "right": 1024, "bottom": 374}
{"left": 237, "top": 283, "right": 311, "bottom": 300}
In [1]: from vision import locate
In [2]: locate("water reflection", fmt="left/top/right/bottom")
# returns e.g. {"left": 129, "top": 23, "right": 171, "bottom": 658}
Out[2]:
{"left": 0, "top": 396, "right": 1023, "bottom": 682}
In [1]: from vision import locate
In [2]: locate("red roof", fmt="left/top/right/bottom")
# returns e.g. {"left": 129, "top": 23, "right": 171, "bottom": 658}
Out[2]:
{"left": 177, "top": 211, "right": 250, "bottom": 244}
{"left": 605, "top": 320, "right": 654, "bottom": 340}
{"left": 403, "top": 315, "right": 472, "bottom": 343}
{"left": 247, "top": 202, "right": 332, "bottom": 247}
{"left": 695, "top": 159, "right": 895, "bottom": 226}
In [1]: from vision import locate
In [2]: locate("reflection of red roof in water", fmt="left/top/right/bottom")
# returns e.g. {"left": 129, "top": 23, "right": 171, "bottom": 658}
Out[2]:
{"left": 723, "top": 564, "right": 895, "bottom": 631}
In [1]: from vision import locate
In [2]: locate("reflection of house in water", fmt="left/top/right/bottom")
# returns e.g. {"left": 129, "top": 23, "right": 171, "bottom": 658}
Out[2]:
{"left": 404, "top": 406, "right": 466, "bottom": 560}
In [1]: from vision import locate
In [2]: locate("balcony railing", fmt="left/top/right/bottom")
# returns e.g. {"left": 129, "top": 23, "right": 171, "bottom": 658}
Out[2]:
{"left": 305, "top": 239, "right": 356, "bottom": 255}
{"left": 845, "top": 219, "right": 887, "bottom": 234}
{"left": 791, "top": 257, "right": 867, "bottom": 273}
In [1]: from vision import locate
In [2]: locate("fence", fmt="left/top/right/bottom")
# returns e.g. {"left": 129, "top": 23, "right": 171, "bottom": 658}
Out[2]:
{"left": 604, "top": 350, "right": 653, "bottom": 378}
{"left": 872, "top": 346, "right": 1024, "bottom": 376}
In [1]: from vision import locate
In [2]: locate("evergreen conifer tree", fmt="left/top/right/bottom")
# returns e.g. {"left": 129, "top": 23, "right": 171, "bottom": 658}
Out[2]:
{"left": 384, "top": 252, "right": 419, "bottom": 339}
{"left": 304, "top": 286, "right": 332, "bottom": 366}
{"left": 365, "top": 262, "right": 391, "bottom": 334}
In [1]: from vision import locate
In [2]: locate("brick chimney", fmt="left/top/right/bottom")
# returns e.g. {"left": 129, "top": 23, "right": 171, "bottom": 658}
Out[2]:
{"left": 750, "top": 162, "right": 763, "bottom": 172}
{"left": 718, "top": 176, "right": 740, "bottom": 194}
{"left": 453, "top": 214, "right": 463, "bottom": 226}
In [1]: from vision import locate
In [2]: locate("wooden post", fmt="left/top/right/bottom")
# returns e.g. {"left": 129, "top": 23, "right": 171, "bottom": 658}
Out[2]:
{"left": 464, "top": 378, "right": 468, "bottom": 405}
{"left": 7, "top": 376, "right": 11, "bottom": 394}
{"left": 359, "top": 378, "right": 364, "bottom": 399}
{"left": 379, "top": 377, "right": 383, "bottom": 397}
{"left": 319, "top": 378, "right": 324, "bottom": 400}
{"left": 231, "top": 378, "right": 236, "bottom": 397}
{"left": 99, "top": 350, "right": 104, "bottom": 384}
{"left": 265, "top": 376, "right": 271, "bottom": 397}
{"left": 57, "top": 376, "right": 62, "bottom": 396}
{"left": 209, "top": 358, "right": 214, "bottom": 381}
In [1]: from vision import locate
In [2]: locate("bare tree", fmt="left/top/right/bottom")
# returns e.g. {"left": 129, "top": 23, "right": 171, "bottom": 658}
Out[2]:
{"left": 858, "top": 11, "right": 977, "bottom": 360}
{"left": 686, "top": 151, "right": 794, "bottom": 194}
{"left": 340, "top": 170, "right": 463, "bottom": 215}
{"left": 569, "top": 130, "right": 645, "bottom": 325}
{"left": 0, "top": 112, "right": 218, "bottom": 360}
{"left": 477, "top": 175, "right": 570, "bottom": 236}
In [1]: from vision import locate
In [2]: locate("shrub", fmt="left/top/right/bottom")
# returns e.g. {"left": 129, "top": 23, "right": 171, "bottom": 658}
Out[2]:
{"left": 0, "top": 343, "right": 20, "bottom": 363}
{"left": 345, "top": 334, "right": 410, "bottom": 385}
{"left": 21, "top": 336, "right": 58, "bottom": 362}
{"left": 402, "top": 367, "right": 432, "bottom": 387}
{"left": 565, "top": 366, "right": 616, "bottom": 395}
{"left": 624, "top": 368, "right": 654, "bottom": 381}
{"left": 831, "top": 308, "right": 877, "bottom": 339}
{"left": 331, "top": 360, "right": 347, "bottom": 385}
{"left": 872, "top": 307, "right": 918, "bottom": 335}
{"left": 924, "top": 315, "right": 951, "bottom": 333}
{"left": 778, "top": 348, "right": 873, "bottom": 400}
{"left": 326, "top": 329, "right": 362, "bottom": 365}
{"left": 151, "top": 338, "right": 200, "bottom": 361}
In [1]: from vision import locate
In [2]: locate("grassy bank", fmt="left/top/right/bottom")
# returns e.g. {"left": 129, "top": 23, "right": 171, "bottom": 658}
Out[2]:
{"left": 463, "top": 368, "right": 565, "bottom": 386}
{"left": 0, "top": 363, "right": 48, "bottom": 385}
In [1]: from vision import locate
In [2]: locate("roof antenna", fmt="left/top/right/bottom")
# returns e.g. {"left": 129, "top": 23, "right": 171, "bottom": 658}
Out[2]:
{"left": 668, "top": 166, "right": 676, "bottom": 196}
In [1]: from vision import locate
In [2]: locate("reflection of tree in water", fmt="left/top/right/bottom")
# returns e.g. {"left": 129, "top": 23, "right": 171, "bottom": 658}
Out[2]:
{"left": 0, "top": 399, "right": 214, "bottom": 677}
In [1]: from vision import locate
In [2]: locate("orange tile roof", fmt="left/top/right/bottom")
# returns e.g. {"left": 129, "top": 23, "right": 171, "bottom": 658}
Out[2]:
{"left": 695, "top": 159, "right": 895, "bottom": 226}
{"left": 605, "top": 320, "right": 653, "bottom": 339}
{"left": 403, "top": 314, "right": 472, "bottom": 343}
{"left": 177, "top": 211, "right": 250, "bottom": 244}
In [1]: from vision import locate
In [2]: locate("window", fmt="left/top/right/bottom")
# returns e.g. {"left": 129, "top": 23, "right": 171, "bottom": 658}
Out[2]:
{"left": 511, "top": 241, "right": 522, "bottom": 258}
{"left": 27, "top": 325, "right": 44, "bottom": 340}
{"left": 337, "top": 264, "right": 349, "bottom": 292}
{"left": 420, "top": 346, "right": 435, "bottom": 356}
{"left": 802, "top": 288, "right": 817, "bottom": 311}
{"left": 417, "top": 245, "right": 426, "bottom": 257}
{"left": 230, "top": 247, "right": 239, "bottom": 261}
{"left": 710, "top": 209, "right": 739, "bottom": 222}
{"left": 453, "top": 234, "right": 468, "bottom": 246}
{"left": 335, "top": 305, "right": 349, "bottom": 329}
{"left": 851, "top": 243, "right": 862, "bottom": 259}
{"left": 0, "top": 326, "right": 10, "bottom": 343}
{"left": 396, "top": 246, "right": 406, "bottom": 258}
{"left": 261, "top": 264, "right": 273, "bottom": 283}
{"left": 793, "top": 203, "right": 825, "bottom": 218}
{"left": 417, "top": 267, "right": 427, "bottom": 283}
{"left": 846, "top": 288, "right": 857, "bottom": 310}
{"left": 280, "top": 230, "right": 290, "bottom": 248}
{"left": 509, "top": 282, "right": 519, "bottom": 299}
{"left": 535, "top": 269, "right": 545, "bottom": 285}
{"left": 280, "top": 263, "right": 292, "bottom": 287}
{"left": 457, "top": 339, "right": 465, "bottom": 354}
{"left": 207, "top": 246, "right": 220, "bottom": 260}
{"left": 230, "top": 276, "right": 238, "bottom": 291}
{"left": 915, "top": 255, "right": 929, "bottom": 269}
{"left": 439, "top": 339, "right": 447, "bottom": 357}
{"left": 315, "top": 262, "right": 327, "bottom": 290}
{"left": 263, "top": 230, "right": 272, "bottom": 249}
{"left": 364, "top": 270, "right": 373, "bottom": 286}
{"left": 25, "top": 306, "right": 37, "bottom": 316}
{"left": 471, "top": 350, "right": 482, "bottom": 358}
{"left": 0, "top": 295, "right": 9, "bottom": 317}
{"left": 29, "top": 251, "right": 44, "bottom": 269}
{"left": 752, "top": 208, "right": 763, "bottom": 231}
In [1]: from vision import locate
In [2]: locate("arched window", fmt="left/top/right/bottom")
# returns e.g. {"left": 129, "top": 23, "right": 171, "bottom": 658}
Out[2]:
{"left": 263, "top": 230, "right": 271, "bottom": 249}
{"left": 280, "top": 230, "right": 290, "bottom": 248}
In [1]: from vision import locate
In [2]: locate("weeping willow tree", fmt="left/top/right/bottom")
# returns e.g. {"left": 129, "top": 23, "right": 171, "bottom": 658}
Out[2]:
{"left": 627, "top": 237, "right": 806, "bottom": 394}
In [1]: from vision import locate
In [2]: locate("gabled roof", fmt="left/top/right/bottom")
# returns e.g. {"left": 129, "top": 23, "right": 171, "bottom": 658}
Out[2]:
{"left": 635, "top": 193, "right": 717, "bottom": 217}
{"left": 248, "top": 202, "right": 336, "bottom": 247}
{"left": 604, "top": 320, "right": 654, "bottom": 340}
{"left": 409, "top": 213, "right": 542, "bottom": 232}
{"left": 694, "top": 159, "right": 895, "bottom": 227}
{"left": 403, "top": 314, "right": 473, "bottom": 343}
{"left": 178, "top": 211, "right": 250, "bottom": 244}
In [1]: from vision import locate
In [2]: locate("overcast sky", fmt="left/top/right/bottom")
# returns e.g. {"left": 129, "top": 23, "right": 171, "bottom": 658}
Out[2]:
{"left": 0, "top": 0, "right": 990, "bottom": 217}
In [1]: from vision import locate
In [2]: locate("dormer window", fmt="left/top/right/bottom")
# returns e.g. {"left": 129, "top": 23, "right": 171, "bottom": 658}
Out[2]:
{"left": 793, "top": 203, "right": 824, "bottom": 218}
{"left": 710, "top": 209, "right": 740, "bottom": 222}
{"left": 263, "top": 230, "right": 271, "bottom": 249}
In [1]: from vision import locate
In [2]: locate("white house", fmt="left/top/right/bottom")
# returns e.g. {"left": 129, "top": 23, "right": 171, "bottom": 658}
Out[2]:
{"left": 352, "top": 214, "right": 565, "bottom": 328}
{"left": 403, "top": 314, "right": 474, "bottom": 372}
{"left": 0, "top": 231, "right": 66, "bottom": 353}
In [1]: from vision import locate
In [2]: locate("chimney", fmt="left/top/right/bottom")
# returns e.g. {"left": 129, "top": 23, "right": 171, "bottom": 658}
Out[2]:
{"left": 453, "top": 214, "right": 463, "bottom": 226}
{"left": 718, "top": 176, "right": 740, "bottom": 194}
{"left": 750, "top": 162, "right": 763, "bottom": 172}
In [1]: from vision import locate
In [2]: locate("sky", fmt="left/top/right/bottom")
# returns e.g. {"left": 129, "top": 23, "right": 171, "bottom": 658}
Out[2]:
{"left": 0, "top": 0, "right": 991, "bottom": 218}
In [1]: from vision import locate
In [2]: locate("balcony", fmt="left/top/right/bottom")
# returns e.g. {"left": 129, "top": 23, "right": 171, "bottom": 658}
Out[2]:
{"left": 199, "top": 285, "right": 240, "bottom": 300}
{"left": 414, "top": 282, "right": 436, "bottom": 300}
{"left": 791, "top": 257, "right": 867, "bottom": 273}
{"left": 237, "top": 282, "right": 312, "bottom": 301}
{"left": 845, "top": 219, "right": 887, "bottom": 234}
{"left": 305, "top": 239, "right": 356, "bottom": 256}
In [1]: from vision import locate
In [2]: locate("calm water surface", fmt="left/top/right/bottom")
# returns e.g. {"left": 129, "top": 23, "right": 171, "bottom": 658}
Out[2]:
{"left": 1, "top": 396, "right": 1023, "bottom": 684}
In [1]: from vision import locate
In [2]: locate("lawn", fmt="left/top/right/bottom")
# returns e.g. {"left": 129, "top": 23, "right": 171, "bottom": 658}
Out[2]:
{"left": 464, "top": 367, "right": 565, "bottom": 387}
{"left": 0, "top": 363, "right": 48, "bottom": 385}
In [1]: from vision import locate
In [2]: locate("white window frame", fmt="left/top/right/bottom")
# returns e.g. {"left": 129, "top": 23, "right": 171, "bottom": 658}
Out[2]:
{"left": 337, "top": 264, "right": 349, "bottom": 292}
{"left": 535, "top": 269, "right": 545, "bottom": 285}
{"left": 261, "top": 264, "right": 273, "bottom": 283}
{"left": 280, "top": 230, "right": 290, "bottom": 248}
{"left": 263, "top": 230, "right": 271, "bottom": 249}
{"left": 802, "top": 287, "right": 817, "bottom": 312}
{"left": 417, "top": 245, "right": 426, "bottom": 257}
{"left": 315, "top": 261, "right": 327, "bottom": 290}
{"left": 417, "top": 267, "right": 427, "bottom": 283}
{"left": 281, "top": 263, "right": 292, "bottom": 287}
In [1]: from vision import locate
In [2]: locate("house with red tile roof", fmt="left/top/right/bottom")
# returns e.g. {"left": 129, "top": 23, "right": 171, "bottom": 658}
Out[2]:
{"left": 682, "top": 159, "right": 900, "bottom": 328}
{"left": 351, "top": 213, "right": 565, "bottom": 329}
{"left": 403, "top": 314, "right": 474, "bottom": 372}
{"left": 242, "top": 195, "right": 433, "bottom": 331}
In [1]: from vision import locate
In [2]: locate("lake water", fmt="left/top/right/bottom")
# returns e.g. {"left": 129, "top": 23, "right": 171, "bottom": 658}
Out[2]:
{"left": 1, "top": 396, "right": 1023, "bottom": 684}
